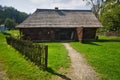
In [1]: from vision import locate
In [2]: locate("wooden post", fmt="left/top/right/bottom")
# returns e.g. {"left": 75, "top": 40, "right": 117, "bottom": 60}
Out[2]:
{"left": 38, "top": 45, "right": 41, "bottom": 66}
{"left": 44, "top": 45, "right": 48, "bottom": 70}
{"left": 76, "top": 27, "right": 83, "bottom": 42}
{"left": 20, "top": 29, "right": 22, "bottom": 40}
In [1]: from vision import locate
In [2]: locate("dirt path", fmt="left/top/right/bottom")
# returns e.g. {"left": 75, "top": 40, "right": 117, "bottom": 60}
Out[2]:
{"left": 0, "top": 63, "right": 9, "bottom": 80}
{"left": 63, "top": 43, "right": 100, "bottom": 80}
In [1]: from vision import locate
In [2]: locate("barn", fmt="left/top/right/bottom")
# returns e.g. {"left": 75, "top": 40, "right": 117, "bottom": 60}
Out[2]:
{"left": 16, "top": 8, "right": 102, "bottom": 42}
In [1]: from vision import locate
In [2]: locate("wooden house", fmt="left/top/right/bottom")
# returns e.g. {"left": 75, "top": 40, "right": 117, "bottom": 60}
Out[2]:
{"left": 16, "top": 8, "right": 102, "bottom": 42}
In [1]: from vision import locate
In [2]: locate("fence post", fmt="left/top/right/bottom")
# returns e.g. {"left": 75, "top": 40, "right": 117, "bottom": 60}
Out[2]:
{"left": 38, "top": 45, "right": 41, "bottom": 66}
{"left": 44, "top": 45, "right": 48, "bottom": 70}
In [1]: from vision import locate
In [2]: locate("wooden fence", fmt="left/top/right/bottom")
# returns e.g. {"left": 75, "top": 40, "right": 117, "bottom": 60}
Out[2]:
{"left": 6, "top": 37, "right": 48, "bottom": 70}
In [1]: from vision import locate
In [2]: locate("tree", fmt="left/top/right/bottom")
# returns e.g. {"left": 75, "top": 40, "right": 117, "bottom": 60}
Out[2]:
{"left": 0, "top": 5, "right": 29, "bottom": 25}
{"left": 99, "top": 1, "right": 120, "bottom": 32}
{"left": 83, "top": 0, "right": 104, "bottom": 17}
{"left": 116, "top": 0, "right": 120, "bottom": 3}
{"left": 83, "top": 0, "right": 120, "bottom": 32}
{"left": 5, "top": 18, "right": 15, "bottom": 29}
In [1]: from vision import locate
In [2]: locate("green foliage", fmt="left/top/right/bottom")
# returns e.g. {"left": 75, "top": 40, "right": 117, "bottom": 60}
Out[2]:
{"left": 70, "top": 36, "right": 120, "bottom": 80}
{"left": 5, "top": 18, "right": 15, "bottom": 29}
{"left": 6, "top": 37, "right": 48, "bottom": 70}
{"left": 0, "top": 5, "right": 29, "bottom": 25}
{"left": 7, "top": 30, "right": 20, "bottom": 37}
{"left": 99, "top": 2, "right": 120, "bottom": 32}
{"left": 84, "top": 0, "right": 120, "bottom": 32}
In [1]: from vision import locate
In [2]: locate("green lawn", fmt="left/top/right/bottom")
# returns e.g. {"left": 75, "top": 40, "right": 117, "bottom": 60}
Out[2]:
{"left": 70, "top": 36, "right": 120, "bottom": 80}
{"left": 7, "top": 30, "right": 20, "bottom": 36}
{"left": 0, "top": 31, "right": 70, "bottom": 80}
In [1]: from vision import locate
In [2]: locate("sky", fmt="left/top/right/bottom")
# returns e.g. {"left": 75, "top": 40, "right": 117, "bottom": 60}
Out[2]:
{"left": 0, "top": 0, "right": 91, "bottom": 14}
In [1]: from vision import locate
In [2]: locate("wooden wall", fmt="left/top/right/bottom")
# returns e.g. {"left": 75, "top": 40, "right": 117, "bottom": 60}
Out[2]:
{"left": 20, "top": 28, "right": 77, "bottom": 41}
{"left": 76, "top": 27, "right": 97, "bottom": 42}
{"left": 82, "top": 28, "right": 97, "bottom": 42}
{"left": 20, "top": 27, "right": 97, "bottom": 42}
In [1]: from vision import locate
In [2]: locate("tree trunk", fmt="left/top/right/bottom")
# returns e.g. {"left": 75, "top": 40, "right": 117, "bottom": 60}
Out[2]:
{"left": 116, "top": 0, "right": 120, "bottom": 3}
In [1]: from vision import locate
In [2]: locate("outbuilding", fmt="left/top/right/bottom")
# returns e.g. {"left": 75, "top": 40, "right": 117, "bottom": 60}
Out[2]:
{"left": 16, "top": 8, "right": 102, "bottom": 42}
{"left": 0, "top": 24, "right": 6, "bottom": 33}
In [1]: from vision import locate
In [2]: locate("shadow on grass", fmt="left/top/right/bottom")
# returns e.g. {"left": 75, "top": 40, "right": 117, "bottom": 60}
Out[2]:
{"left": 3, "top": 32, "right": 11, "bottom": 36}
{"left": 33, "top": 40, "right": 77, "bottom": 43}
{"left": 47, "top": 67, "right": 71, "bottom": 80}
{"left": 82, "top": 42, "right": 101, "bottom": 46}
{"left": 82, "top": 38, "right": 120, "bottom": 46}
{"left": 95, "top": 39, "right": 120, "bottom": 42}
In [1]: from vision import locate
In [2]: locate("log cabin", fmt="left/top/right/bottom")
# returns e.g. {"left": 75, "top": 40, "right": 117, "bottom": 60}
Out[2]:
{"left": 16, "top": 8, "right": 102, "bottom": 42}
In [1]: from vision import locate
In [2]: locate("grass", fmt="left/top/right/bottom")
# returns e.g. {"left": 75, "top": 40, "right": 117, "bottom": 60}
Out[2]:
{"left": 7, "top": 30, "right": 20, "bottom": 36}
{"left": 70, "top": 36, "right": 120, "bottom": 80}
{"left": 48, "top": 43, "right": 70, "bottom": 70}
{"left": 0, "top": 30, "right": 70, "bottom": 80}
{"left": 47, "top": 43, "right": 70, "bottom": 80}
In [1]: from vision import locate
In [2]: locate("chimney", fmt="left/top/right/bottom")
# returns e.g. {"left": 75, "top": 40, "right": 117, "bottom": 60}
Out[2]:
{"left": 55, "top": 7, "right": 58, "bottom": 10}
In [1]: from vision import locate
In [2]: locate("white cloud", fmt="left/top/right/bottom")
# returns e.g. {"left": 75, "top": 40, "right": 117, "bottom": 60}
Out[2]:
{"left": 30, "top": 0, "right": 45, "bottom": 3}
{"left": 0, "top": 0, "right": 90, "bottom": 13}
{"left": 30, "top": 0, "right": 90, "bottom": 10}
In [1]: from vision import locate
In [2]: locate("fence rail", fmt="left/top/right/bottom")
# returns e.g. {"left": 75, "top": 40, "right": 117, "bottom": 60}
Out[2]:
{"left": 6, "top": 37, "right": 48, "bottom": 70}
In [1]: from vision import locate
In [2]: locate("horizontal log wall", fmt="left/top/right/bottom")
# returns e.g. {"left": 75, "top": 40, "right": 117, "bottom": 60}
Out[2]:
{"left": 20, "top": 28, "right": 77, "bottom": 41}
{"left": 82, "top": 28, "right": 97, "bottom": 41}
{"left": 19, "top": 27, "right": 98, "bottom": 42}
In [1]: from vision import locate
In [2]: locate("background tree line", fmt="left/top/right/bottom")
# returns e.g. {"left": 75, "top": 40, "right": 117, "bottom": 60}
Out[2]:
{"left": 0, "top": 5, "right": 29, "bottom": 29}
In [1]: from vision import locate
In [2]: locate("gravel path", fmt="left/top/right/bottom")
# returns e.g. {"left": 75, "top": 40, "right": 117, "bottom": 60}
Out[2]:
{"left": 63, "top": 43, "right": 100, "bottom": 80}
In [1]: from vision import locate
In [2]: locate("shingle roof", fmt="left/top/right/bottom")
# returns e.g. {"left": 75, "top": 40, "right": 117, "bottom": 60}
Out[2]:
{"left": 16, "top": 9, "right": 102, "bottom": 28}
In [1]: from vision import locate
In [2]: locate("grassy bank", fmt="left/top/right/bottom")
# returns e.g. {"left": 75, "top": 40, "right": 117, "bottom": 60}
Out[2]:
{"left": 70, "top": 36, "right": 120, "bottom": 80}
{"left": 0, "top": 31, "right": 70, "bottom": 80}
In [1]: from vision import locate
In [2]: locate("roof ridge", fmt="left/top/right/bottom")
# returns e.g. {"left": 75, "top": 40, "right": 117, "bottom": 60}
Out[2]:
{"left": 35, "top": 8, "right": 92, "bottom": 13}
